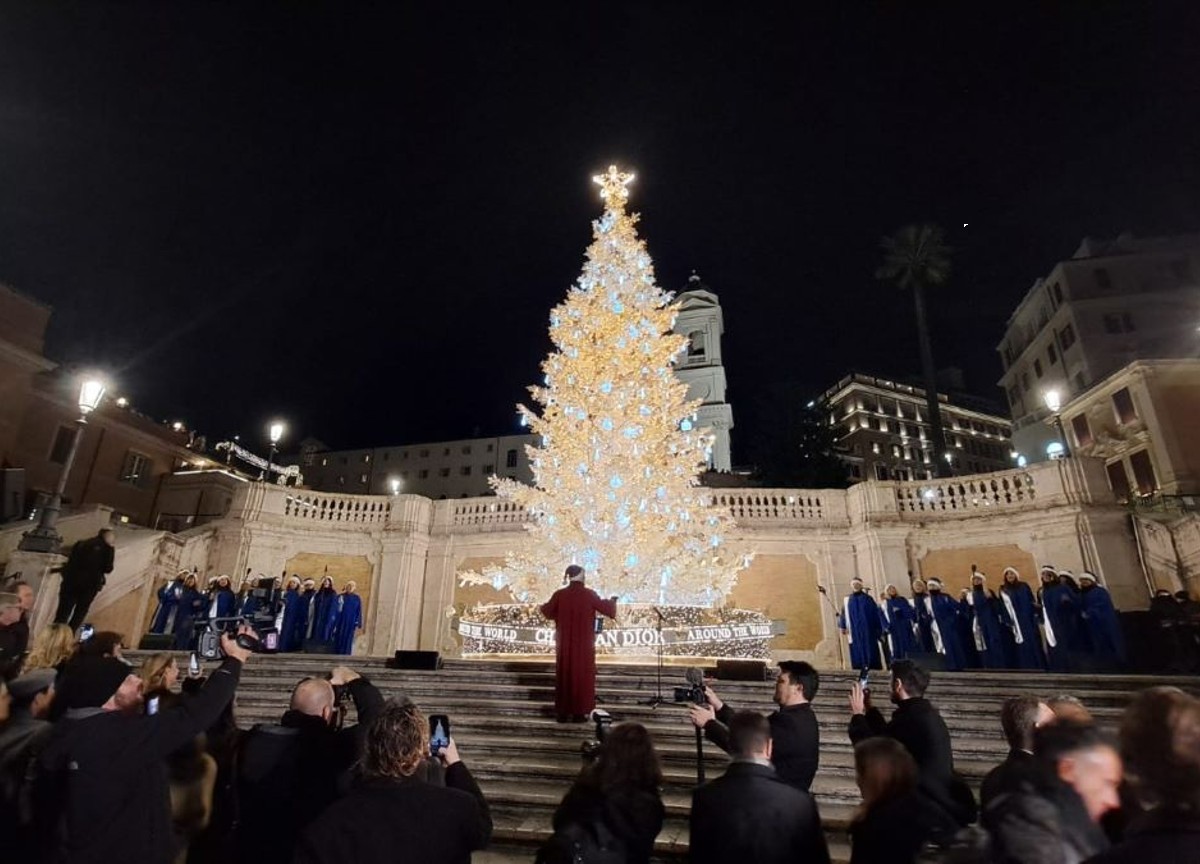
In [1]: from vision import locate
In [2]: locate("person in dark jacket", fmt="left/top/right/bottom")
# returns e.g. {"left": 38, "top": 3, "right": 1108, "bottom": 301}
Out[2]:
{"left": 848, "top": 658, "right": 976, "bottom": 826}
{"left": 0, "top": 593, "right": 27, "bottom": 679}
{"left": 543, "top": 721, "right": 664, "bottom": 864}
{"left": 849, "top": 736, "right": 959, "bottom": 864}
{"left": 690, "top": 659, "right": 820, "bottom": 791}
{"left": 1086, "top": 687, "right": 1200, "bottom": 863}
{"left": 690, "top": 710, "right": 830, "bottom": 864}
{"left": 293, "top": 699, "right": 492, "bottom": 864}
{"left": 54, "top": 527, "right": 116, "bottom": 630}
{"left": 35, "top": 631, "right": 251, "bottom": 864}
{"left": 981, "top": 695, "right": 1055, "bottom": 808}
{"left": 173, "top": 573, "right": 205, "bottom": 650}
{"left": 984, "top": 722, "right": 1121, "bottom": 864}
{"left": 1039, "top": 565, "right": 1083, "bottom": 672}
{"left": 234, "top": 664, "right": 384, "bottom": 864}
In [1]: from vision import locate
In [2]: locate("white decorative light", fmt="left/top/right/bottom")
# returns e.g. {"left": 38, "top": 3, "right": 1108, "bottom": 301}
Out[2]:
{"left": 78, "top": 379, "right": 106, "bottom": 414}
{"left": 1043, "top": 389, "right": 1062, "bottom": 413}
{"left": 269, "top": 421, "right": 286, "bottom": 445}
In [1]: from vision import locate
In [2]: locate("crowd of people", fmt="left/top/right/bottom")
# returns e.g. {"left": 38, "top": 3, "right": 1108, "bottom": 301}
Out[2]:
{"left": 148, "top": 569, "right": 364, "bottom": 656}
{"left": 836, "top": 565, "right": 1192, "bottom": 674}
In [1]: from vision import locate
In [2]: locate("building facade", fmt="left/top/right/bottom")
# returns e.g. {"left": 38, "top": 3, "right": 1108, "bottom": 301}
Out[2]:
{"left": 1057, "top": 359, "right": 1200, "bottom": 502}
{"left": 998, "top": 234, "right": 1200, "bottom": 463}
{"left": 821, "top": 372, "right": 1014, "bottom": 482}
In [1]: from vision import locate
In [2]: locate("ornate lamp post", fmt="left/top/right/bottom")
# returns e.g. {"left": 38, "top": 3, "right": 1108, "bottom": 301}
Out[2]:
{"left": 19, "top": 377, "right": 107, "bottom": 553}
{"left": 1043, "top": 389, "right": 1070, "bottom": 458}
{"left": 389, "top": 477, "right": 401, "bottom": 496}
{"left": 266, "top": 421, "right": 285, "bottom": 483}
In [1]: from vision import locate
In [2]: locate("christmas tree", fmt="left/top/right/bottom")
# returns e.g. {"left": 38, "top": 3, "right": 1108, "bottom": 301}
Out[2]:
{"left": 465, "top": 166, "right": 749, "bottom": 605}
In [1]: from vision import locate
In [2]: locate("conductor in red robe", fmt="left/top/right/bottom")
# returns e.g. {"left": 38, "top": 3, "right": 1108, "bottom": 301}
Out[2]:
{"left": 540, "top": 564, "right": 618, "bottom": 722}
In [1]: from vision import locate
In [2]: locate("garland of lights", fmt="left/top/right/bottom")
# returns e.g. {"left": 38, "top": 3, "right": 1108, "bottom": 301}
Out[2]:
{"left": 214, "top": 440, "right": 302, "bottom": 481}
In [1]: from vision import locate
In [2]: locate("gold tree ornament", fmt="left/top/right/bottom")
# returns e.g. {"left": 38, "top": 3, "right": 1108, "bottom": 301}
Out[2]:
{"left": 461, "top": 167, "right": 749, "bottom": 605}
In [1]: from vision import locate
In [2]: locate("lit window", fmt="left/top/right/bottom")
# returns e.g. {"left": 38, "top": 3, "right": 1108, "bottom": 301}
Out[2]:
{"left": 1112, "top": 387, "right": 1137, "bottom": 425}
{"left": 119, "top": 451, "right": 151, "bottom": 486}
{"left": 872, "top": 443, "right": 881, "bottom": 455}
{"left": 1129, "top": 449, "right": 1157, "bottom": 495}
{"left": 359, "top": 474, "right": 368, "bottom": 483}
{"left": 1071, "top": 414, "right": 1093, "bottom": 448}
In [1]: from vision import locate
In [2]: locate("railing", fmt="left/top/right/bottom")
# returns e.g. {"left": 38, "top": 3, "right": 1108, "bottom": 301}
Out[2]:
{"left": 450, "top": 499, "right": 532, "bottom": 529}
{"left": 282, "top": 491, "right": 392, "bottom": 526}
{"left": 713, "top": 489, "right": 847, "bottom": 524}
{"left": 894, "top": 470, "right": 1037, "bottom": 515}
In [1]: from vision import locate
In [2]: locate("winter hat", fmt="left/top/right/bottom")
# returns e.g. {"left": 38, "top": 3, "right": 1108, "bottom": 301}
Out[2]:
{"left": 1003, "top": 567, "right": 1020, "bottom": 579}
{"left": 1040, "top": 564, "right": 1058, "bottom": 575}
{"left": 8, "top": 668, "right": 56, "bottom": 705}
{"left": 56, "top": 656, "right": 135, "bottom": 711}
{"left": 1079, "top": 572, "right": 1098, "bottom": 584}
{"left": 927, "top": 578, "right": 944, "bottom": 589}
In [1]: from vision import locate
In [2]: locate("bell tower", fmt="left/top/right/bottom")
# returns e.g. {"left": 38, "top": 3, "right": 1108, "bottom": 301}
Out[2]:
{"left": 673, "top": 272, "right": 734, "bottom": 472}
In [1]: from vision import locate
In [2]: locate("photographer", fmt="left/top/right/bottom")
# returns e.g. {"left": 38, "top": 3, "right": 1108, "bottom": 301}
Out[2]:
{"left": 688, "top": 660, "right": 820, "bottom": 791}
{"left": 234, "top": 664, "right": 384, "bottom": 864}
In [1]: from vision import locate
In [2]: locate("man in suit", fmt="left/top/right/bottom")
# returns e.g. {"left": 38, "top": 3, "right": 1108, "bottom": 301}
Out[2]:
{"left": 848, "top": 658, "right": 976, "bottom": 825}
{"left": 689, "top": 659, "right": 820, "bottom": 791}
{"left": 980, "top": 695, "right": 1056, "bottom": 808}
{"left": 54, "top": 527, "right": 115, "bottom": 631}
{"left": 689, "top": 711, "right": 830, "bottom": 864}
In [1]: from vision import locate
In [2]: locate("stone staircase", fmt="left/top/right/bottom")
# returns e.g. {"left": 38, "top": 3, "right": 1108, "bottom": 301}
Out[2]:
{"left": 127, "top": 652, "right": 1199, "bottom": 863}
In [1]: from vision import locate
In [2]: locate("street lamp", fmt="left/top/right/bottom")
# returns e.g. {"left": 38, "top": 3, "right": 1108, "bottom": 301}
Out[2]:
{"left": 389, "top": 477, "right": 401, "bottom": 496}
{"left": 1043, "top": 389, "right": 1070, "bottom": 458}
{"left": 19, "top": 377, "right": 107, "bottom": 553}
{"left": 266, "top": 421, "right": 285, "bottom": 483}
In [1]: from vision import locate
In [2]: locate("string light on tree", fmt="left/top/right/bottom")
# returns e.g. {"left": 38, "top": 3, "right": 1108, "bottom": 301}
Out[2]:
{"left": 462, "top": 165, "right": 750, "bottom": 605}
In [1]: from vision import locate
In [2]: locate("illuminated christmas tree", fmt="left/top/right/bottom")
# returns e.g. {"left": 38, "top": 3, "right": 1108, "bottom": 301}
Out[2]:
{"left": 466, "top": 166, "right": 749, "bottom": 605}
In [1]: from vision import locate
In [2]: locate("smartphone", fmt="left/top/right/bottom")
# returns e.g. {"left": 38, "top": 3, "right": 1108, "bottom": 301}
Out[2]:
{"left": 429, "top": 714, "right": 451, "bottom": 757}
{"left": 147, "top": 695, "right": 160, "bottom": 716}
{"left": 188, "top": 652, "right": 201, "bottom": 677}
{"left": 858, "top": 667, "right": 871, "bottom": 692}
{"left": 78, "top": 624, "right": 95, "bottom": 642}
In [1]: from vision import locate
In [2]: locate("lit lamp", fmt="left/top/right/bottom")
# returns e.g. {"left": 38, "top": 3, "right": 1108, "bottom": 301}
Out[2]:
{"left": 266, "top": 421, "right": 285, "bottom": 483}
{"left": 19, "top": 376, "right": 107, "bottom": 553}
{"left": 1043, "top": 389, "right": 1070, "bottom": 458}
{"left": 389, "top": 477, "right": 401, "bottom": 496}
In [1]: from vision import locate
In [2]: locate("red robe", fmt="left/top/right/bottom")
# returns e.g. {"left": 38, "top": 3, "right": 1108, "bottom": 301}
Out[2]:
{"left": 540, "top": 581, "right": 617, "bottom": 717}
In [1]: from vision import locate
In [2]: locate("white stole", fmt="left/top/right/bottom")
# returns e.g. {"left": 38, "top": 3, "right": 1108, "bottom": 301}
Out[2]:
{"left": 1000, "top": 590, "right": 1025, "bottom": 644}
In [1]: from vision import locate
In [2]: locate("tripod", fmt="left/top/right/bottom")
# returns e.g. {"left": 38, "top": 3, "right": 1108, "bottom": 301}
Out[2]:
{"left": 639, "top": 606, "right": 667, "bottom": 707}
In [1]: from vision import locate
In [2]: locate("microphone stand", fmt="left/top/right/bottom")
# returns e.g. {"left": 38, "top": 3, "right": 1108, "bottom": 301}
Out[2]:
{"left": 818, "top": 585, "right": 848, "bottom": 670}
{"left": 639, "top": 606, "right": 667, "bottom": 708}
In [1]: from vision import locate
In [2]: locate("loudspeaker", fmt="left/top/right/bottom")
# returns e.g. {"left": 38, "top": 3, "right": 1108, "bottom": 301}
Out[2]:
{"left": 389, "top": 650, "right": 440, "bottom": 670}
{"left": 716, "top": 659, "right": 768, "bottom": 681}
{"left": 906, "top": 651, "right": 947, "bottom": 672}
{"left": 138, "top": 634, "right": 176, "bottom": 651}
{"left": 303, "top": 638, "right": 335, "bottom": 655}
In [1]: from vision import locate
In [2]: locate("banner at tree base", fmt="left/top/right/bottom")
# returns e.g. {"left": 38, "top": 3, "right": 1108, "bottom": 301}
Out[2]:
{"left": 457, "top": 603, "right": 785, "bottom": 659}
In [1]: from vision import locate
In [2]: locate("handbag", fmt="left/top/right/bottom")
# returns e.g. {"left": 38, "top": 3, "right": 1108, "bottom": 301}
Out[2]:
{"left": 535, "top": 818, "right": 626, "bottom": 864}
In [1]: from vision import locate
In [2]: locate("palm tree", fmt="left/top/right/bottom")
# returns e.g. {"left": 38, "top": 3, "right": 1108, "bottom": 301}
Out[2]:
{"left": 876, "top": 224, "right": 953, "bottom": 478}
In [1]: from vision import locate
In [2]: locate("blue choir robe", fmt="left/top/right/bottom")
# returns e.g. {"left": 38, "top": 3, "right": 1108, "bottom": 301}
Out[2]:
{"left": 969, "top": 588, "right": 1008, "bottom": 669}
{"left": 912, "top": 592, "right": 936, "bottom": 653}
{"left": 883, "top": 595, "right": 919, "bottom": 661}
{"left": 311, "top": 588, "right": 339, "bottom": 643}
{"left": 208, "top": 588, "right": 238, "bottom": 621}
{"left": 955, "top": 599, "right": 981, "bottom": 668}
{"left": 333, "top": 592, "right": 363, "bottom": 655}
{"left": 1080, "top": 585, "right": 1126, "bottom": 670}
{"left": 928, "top": 591, "right": 968, "bottom": 671}
{"left": 278, "top": 588, "right": 306, "bottom": 652}
{"left": 999, "top": 582, "right": 1046, "bottom": 670}
{"left": 150, "top": 580, "right": 184, "bottom": 634}
{"left": 240, "top": 591, "right": 260, "bottom": 619}
{"left": 1040, "top": 583, "right": 1082, "bottom": 672}
{"left": 295, "top": 589, "right": 316, "bottom": 646}
{"left": 173, "top": 588, "right": 205, "bottom": 650}
{"left": 840, "top": 591, "right": 884, "bottom": 669}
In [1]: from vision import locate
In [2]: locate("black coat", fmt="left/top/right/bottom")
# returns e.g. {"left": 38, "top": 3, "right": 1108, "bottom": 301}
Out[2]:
{"left": 63, "top": 535, "right": 115, "bottom": 589}
{"left": 983, "top": 770, "right": 1109, "bottom": 864}
{"left": 849, "top": 790, "right": 960, "bottom": 864}
{"left": 705, "top": 701, "right": 820, "bottom": 791}
{"left": 848, "top": 697, "right": 975, "bottom": 824}
{"left": 293, "top": 763, "right": 493, "bottom": 864}
{"left": 35, "top": 658, "right": 242, "bottom": 864}
{"left": 689, "top": 760, "right": 831, "bottom": 864}
{"left": 550, "top": 778, "right": 664, "bottom": 864}
{"left": 235, "top": 676, "right": 384, "bottom": 864}
{"left": 980, "top": 749, "right": 1040, "bottom": 809}
{"left": 1085, "top": 810, "right": 1200, "bottom": 864}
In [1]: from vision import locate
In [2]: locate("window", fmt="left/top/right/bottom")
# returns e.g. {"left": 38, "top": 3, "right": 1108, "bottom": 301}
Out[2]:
{"left": 337, "top": 475, "right": 345, "bottom": 486}
{"left": 461, "top": 445, "right": 471, "bottom": 455}
{"left": 1047, "top": 343, "right": 1058, "bottom": 365}
{"left": 872, "top": 443, "right": 881, "bottom": 455}
{"left": 321, "top": 457, "right": 328, "bottom": 466}
{"left": 688, "top": 330, "right": 707, "bottom": 359}
{"left": 1050, "top": 281, "right": 1064, "bottom": 307}
{"left": 1058, "top": 324, "right": 1076, "bottom": 350}
{"left": 892, "top": 445, "right": 901, "bottom": 458}
{"left": 119, "top": 451, "right": 151, "bottom": 486}
{"left": 1111, "top": 387, "right": 1137, "bottom": 425}
{"left": 1071, "top": 414, "right": 1093, "bottom": 449}
{"left": 1021, "top": 372, "right": 1030, "bottom": 393}
{"left": 49, "top": 426, "right": 75, "bottom": 464}
{"left": 483, "top": 464, "right": 494, "bottom": 474}
{"left": 419, "top": 449, "right": 429, "bottom": 458}
{"left": 439, "top": 467, "right": 450, "bottom": 477}
{"left": 418, "top": 469, "right": 429, "bottom": 479}
{"left": 443, "top": 448, "right": 450, "bottom": 456}
{"left": 359, "top": 474, "right": 368, "bottom": 483}
{"left": 1094, "top": 268, "right": 1113, "bottom": 290}
{"left": 874, "top": 464, "right": 889, "bottom": 481}
{"left": 506, "top": 448, "right": 518, "bottom": 468}
{"left": 362, "top": 454, "right": 370, "bottom": 463}
{"left": 1106, "top": 461, "right": 1132, "bottom": 502}
{"left": 339, "top": 456, "right": 348, "bottom": 466}
{"left": 1007, "top": 386, "right": 1021, "bottom": 409}
{"left": 382, "top": 452, "right": 389, "bottom": 462}
{"left": 460, "top": 465, "right": 471, "bottom": 476}
{"left": 1129, "top": 449, "right": 1157, "bottom": 495}
{"left": 486, "top": 443, "right": 494, "bottom": 452}
{"left": 1034, "top": 359, "right": 1043, "bottom": 378}
{"left": 401, "top": 451, "right": 409, "bottom": 460}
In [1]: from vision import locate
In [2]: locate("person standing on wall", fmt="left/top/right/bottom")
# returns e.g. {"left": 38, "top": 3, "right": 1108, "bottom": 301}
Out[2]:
{"left": 540, "top": 565, "right": 617, "bottom": 723}
{"left": 54, "top": 527, "right": 115, "bottom": 632}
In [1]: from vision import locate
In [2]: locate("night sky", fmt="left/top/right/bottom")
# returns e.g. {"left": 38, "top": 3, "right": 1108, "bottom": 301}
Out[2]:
{"left": 2, "top": 3, "right": 1198, "bottom": 460}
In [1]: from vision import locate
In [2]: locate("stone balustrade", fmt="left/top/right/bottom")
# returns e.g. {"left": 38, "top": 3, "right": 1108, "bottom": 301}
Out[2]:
{"left": 279, "top": 490, "right": 392, "bottom": 526}
{"left": 712, "top": 489, "right": 847, "bottom": 525}
{"left": 894, "top": 469, "right": 1037, "bottom": 516}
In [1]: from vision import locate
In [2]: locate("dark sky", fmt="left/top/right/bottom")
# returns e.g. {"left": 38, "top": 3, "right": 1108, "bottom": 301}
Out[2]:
{"left": 2, "top": 3, "right": 1198, "bottom": 459}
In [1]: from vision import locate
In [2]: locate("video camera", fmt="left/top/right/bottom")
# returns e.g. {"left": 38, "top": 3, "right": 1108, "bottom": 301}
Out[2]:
{"left": 672, "top": 667, "right": 708, "bottom": 705}
{"left": 196, "top": 616, "right": 269, "bottom": 661}
{"left": 581, "top": 708, "right": 613, "bottom": 764}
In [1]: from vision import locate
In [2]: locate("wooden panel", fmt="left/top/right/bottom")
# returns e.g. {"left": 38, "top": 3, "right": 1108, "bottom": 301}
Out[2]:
{"left": 727, "top": 554, "right": 822, "bottom": 651}
{"left": 918, "top": 544, "right": 1037, "bottom": 596}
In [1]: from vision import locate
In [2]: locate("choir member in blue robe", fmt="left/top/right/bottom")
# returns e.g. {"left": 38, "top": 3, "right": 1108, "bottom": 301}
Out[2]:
{"left": 1078, "top": 571, "right": 1126, "bottom": 670}
{"left": 310, "top": 576, "right": 340, "bottom": 644}
{"left": 999, "top": 567, "right": 1046, "bottom": 670}
{"left": 956, "top": 589, "right": 981, "bottom": 668}
{"left": 277, "top": 576, "right": 305, "bottom": 652}
{"left": 207, "top": 574, "right": 238, "bottom": 622}
{"left": 1039, "top": 565, "right": 1082, "bottom": 672}
{"left": 150, "top": 570, "right": 188, "bottom": 634}
{"left": 237, "top": 572, "right": 260, "bottom": 618}
{"left": 967, "top": 573, "right": 1007, "bottom": 669}
{"left": 173, "top": 573, "right": 205, "bottom": 649}
{"left": 332, "top": 581, "right": 364, "bottom": 655}
{"left": 911, "top": 579, "right": 936, "bottom": 653}
{"left": 926, "top": 579, "right": 968, "bottom": 671}
{"left": 839, "top": 577, "right": 884, "bottom": 669}
{"left": 882, "top": 584, "right": 918, "bottom": 662}
{"left": 296, "top": 578, "right": 317, "bottom": 645}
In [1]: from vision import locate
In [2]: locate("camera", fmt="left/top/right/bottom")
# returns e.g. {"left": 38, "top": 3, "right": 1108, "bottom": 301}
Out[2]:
{"left": 581, "top": 709, "right": 613, "bottom": 764}
{"left": 196, "top": 616, "right": 264, "bottom": 661}
{"left": 673, "top": 683, "right": 706, "bottom": 704}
